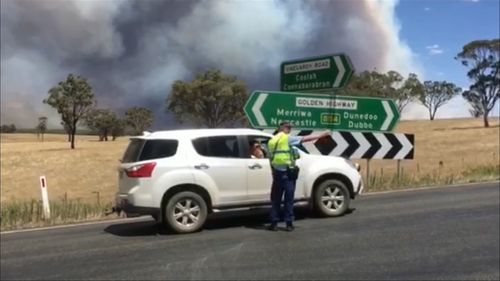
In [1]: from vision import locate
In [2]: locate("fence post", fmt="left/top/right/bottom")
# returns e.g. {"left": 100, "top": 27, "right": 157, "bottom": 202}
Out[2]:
{"left": 396, "top": 160, "right": 401, "bottom": 184}
{"left": 36, "top": 200, "right": 42, "bottom": 221}
{"left": 30, "top": 199, "right": 35, "bottom": 220}
{"left": 39, "top": 176, "right": 51, "bottom": 220}
{"left": 366, "top": 159, "right": 371, "bottom": 189}
{"left": 438, "top": 161, "right": 444, "bottom": 180}
{"left": 92, "top": 191, "right": 101, "bottom": 206}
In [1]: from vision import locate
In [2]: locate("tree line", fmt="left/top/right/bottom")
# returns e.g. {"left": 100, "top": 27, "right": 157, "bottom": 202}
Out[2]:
{"left": 42, "top": 74, "right": 154, "bottom": 149}
{"left": 337, "top": 71, "right": 462, "bottom": 121}
{"left": 164, "top": 39, "right": 498, "bottom": 127}
{"left": 41, "top": 39, "right": 498, "bottom": 149}
{"left": 1, "top": 124, "right": 17, "bottom": 133}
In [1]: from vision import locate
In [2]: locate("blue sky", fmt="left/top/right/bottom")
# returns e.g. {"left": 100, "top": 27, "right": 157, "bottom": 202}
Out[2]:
{"left": 395, "top": 0, "right": 500, "bottom": 117}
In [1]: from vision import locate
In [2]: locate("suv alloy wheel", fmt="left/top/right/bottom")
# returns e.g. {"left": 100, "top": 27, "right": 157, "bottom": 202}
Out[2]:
{"left": 164, "top": 191, "right": 208, "bottom": 233}
{"left": 314, "top": 179, "right": 350, "bottom": 217}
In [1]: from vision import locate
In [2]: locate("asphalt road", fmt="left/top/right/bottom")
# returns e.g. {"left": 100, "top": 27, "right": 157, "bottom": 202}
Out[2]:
{"left": 1, "top": 182, "right": 499, "bottom": 280}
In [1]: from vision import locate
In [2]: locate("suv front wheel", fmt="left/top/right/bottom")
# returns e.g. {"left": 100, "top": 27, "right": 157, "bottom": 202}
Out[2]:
{"left": 314, "top": 179, "right": 350, "bottom": 217}
{"left": 164, "top": 191, "right": 208, "bottom": 234}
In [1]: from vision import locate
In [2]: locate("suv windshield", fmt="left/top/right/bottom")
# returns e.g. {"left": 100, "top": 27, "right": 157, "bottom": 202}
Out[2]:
{"left": 122, "top": 139, "right": 178, "bottom": 163}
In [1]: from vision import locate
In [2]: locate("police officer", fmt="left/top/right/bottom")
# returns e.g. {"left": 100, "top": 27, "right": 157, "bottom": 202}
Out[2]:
{"left": 268, "top": 122, "right": 329, "bottom": 231}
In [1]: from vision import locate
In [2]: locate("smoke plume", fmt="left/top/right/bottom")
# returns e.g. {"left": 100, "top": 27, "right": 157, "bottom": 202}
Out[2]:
{"left": 1, "top": 0, "right": 424, "bottom": 129}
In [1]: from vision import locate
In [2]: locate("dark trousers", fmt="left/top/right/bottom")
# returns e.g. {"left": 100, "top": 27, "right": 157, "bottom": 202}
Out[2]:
{"left": 270, "top": 169, "right": 296, "bottom": 224}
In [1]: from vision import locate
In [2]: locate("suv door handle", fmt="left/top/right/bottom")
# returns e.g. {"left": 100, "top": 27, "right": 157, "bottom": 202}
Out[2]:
{"left": 248, "top": 163, "right": 262, "bottom": 169}
{"left": 194, "top": 163, "right": 209, "bottom": 169}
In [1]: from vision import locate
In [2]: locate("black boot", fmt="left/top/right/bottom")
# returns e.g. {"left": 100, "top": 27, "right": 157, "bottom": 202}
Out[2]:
{"left": 286, "top": 222, "right": 294, "bottom": 232}
{"left": 267, "top": 223, "right": 278, "bottom": 231}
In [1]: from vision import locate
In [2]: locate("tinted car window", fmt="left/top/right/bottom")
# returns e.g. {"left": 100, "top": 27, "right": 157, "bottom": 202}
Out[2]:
{"left": 139, "top": 139, "right": 178, "bottom": 161}
{"left": 192, "top": 136, "right": 240, "bottom": 158}
{"left": 122, "top": 139, "right": 145, "bottom": 163}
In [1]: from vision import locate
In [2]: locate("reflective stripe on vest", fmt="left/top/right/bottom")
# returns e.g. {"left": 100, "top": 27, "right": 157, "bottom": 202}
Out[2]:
{"left": 269, "top": 132, "right": 292, "bottom": 167}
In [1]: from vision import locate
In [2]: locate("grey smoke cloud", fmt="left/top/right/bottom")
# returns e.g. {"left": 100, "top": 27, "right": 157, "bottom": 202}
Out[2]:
{"left": 1, "top": 0, "right": 125, "bottom": 61}
{"left": 1, "top": 0, "right": 423, "bottom": 129}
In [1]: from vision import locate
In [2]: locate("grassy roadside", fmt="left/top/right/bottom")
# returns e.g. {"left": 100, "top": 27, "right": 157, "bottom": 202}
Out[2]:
{"left": 1, "top": 164, "right": 498, "bottom": 232}
{"left": 364, "top": 164, "right": 500, "bottom": 192}
{"left": 1, "top": 200, "right": 119, "bottom": 232}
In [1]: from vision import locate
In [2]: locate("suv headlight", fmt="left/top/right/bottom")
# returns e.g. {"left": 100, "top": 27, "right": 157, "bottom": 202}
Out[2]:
{"left": 344, "top": 158, "right": 361, "bottom": 172}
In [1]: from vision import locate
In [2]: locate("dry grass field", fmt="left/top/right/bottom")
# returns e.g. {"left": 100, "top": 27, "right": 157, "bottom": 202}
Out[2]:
{"left": 1, "top": 134, "right": 129, "bottom": 205}
{"left": 1, "top": 118, "right": 499, "bottom": 206}
{"left": 359, "top": 118, "right": 500, "bottom": 186}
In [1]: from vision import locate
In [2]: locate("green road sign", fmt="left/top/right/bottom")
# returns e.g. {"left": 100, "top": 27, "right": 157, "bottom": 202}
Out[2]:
{"left": 244, "top": 91, "right": 400, "bottom": 132}
{"left": 280, "top": 54, "right": 354, "bottom": 92}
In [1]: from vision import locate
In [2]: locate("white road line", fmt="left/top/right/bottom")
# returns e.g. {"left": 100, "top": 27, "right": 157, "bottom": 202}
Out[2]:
{"left": 0, "top": 216, "right": 151, "bottom": 235}
{"left": 363, "top": 181, "right": 499, "bottom": 196}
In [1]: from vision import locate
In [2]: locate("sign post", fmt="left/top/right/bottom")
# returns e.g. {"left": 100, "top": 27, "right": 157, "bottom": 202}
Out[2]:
{"left": 244, "top": 91, "right": 400, "bottom": 132}
{"left": 39, "top": 176, "right": 51, "bottom": 219}
{"left": 281, "top": 54, "right": 354, "bottom": 92}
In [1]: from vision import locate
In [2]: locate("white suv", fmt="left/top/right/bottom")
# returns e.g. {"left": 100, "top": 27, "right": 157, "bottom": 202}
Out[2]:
{"left": 115, "top": 129, "right": 363, "bottom": 233}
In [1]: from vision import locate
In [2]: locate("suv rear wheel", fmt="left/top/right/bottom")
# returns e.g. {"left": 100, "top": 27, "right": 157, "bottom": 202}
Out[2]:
{"left": 164, "top": 191, "right": 208, "bottom": 234}
{"left": 314, "top": 179, "right": 350, "bottom": 217}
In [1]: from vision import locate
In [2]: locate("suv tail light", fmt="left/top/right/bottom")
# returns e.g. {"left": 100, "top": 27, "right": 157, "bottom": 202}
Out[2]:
{"left": 125, "top": 162, "right": 157, "bottom": 178}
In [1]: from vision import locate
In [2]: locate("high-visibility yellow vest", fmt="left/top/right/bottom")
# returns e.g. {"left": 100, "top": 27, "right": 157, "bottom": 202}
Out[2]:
{"left": 268, "top": 132, "right": 292, "bottom": 167}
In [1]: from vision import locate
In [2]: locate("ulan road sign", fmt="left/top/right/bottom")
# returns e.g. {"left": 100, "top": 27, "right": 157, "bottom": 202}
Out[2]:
{"left": 280, "top": 54, "right": 354, "bottom": 92}
{"left": 244, "top": 91, "right": 400, "bottom": 132}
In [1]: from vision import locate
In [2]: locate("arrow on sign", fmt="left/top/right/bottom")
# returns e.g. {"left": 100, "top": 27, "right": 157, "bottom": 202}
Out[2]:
{"left": 301, "top": 131, "right": 327, "bottom": 155}
{"left": 373, "top": 133, "right": 391, "bottom": 159}
{"left": 381, "top": 101, "right": 394, "bottom": 131}
{"left": 252, "top": 93, "right": 268, "bottom": 126}
{"left": 361, "top": 133, "right": 381, "bottom": 159}
{"left": 351, "top": 132, "right": 370, "bottom": 159}
{"left": 333, "top": 56, "right": 346, "bottom": 88}
{"left": 281, "top": 54, "right": 354, "bottom": 92}
{"left": 331, "top": 132, "right": 349, "bottom": 156}
{"left": 283, "top": 130, "right": 414, "bottom": 160}
{"left": 395, "top": 134, "right": 414, "bottom": 159}
{"left": 385, "top": 134, "right": 403, "bottom": 159}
